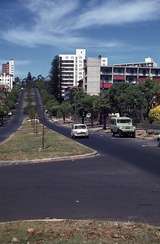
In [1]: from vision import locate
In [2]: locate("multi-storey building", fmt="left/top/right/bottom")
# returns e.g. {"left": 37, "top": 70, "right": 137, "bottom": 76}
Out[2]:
{"left": 101, "top": 57, "right": 160, "bottom": 89}
{"left": 2, "top": 59, "right": 15, "bottom": 77}
{"left": 59, "top": 49, "right": 86, "bottom": 97}
{"left": 84, "top": 57, "right": 101, "bottom": 95}
{"left": 83, "top": 56, "right": 160, "bottom": 95}
{"left": 57, "top": 49, "right": 160, "bottom": 96}
{"left": 0, "top": 59, "right": 15, "bottom": 91}
{"left": 0, "top": 73, "right": 13, "bottom": 91}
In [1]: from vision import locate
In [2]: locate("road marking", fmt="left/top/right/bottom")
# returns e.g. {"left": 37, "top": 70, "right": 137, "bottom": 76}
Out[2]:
{"left": 142, "top": 144, "right": 158, "bottom": 147}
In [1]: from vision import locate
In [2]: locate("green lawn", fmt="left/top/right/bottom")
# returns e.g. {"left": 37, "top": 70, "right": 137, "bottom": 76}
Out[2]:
{"left": 0, "top": 220, "right": 160, "bottom": 244}
{"left": 0, "top": 119, "right": 93, "bottom": 161}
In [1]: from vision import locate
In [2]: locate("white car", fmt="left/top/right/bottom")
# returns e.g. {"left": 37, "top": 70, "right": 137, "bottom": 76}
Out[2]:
{"left": 71, "top": 124, "right": 89, "bottom": 138}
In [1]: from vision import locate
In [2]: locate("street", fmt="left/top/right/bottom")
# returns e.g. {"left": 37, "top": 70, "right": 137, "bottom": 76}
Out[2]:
{"left": 0, "top": 89, "right": 160, "bottom": 224}
{"left": 0, "top": 131, "right": 160, "bottom": 224}
{"left": 0, "top": 91, "right": 24, "bottom": 143}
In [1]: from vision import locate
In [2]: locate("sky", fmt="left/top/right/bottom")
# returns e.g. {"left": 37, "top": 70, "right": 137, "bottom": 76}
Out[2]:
{"left": 0, "top": 0, "right": 160, "bottom": 78}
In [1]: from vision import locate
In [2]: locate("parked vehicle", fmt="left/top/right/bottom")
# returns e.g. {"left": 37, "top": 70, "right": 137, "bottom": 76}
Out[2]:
{"left": 157, "top": 134, "right": 160, "bottom": 147}
{"left": 110, "top": 116, "right": 136, "bottom": 138}
{"left": 71, "top": 124, "right": 89, "bottom": 138}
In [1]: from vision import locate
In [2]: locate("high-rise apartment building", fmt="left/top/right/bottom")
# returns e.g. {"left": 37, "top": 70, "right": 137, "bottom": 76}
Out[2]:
{"left": 59, "top": 49, "right": 86, "bottom": 97}
{"left": 0, "top": 59, "right": 15, "bottom": 91}
{"left": 0, "top": 73, "right": 13, "bottom": 91}
{"left": 2, "top": 59, "right": 15, "bottom": 77}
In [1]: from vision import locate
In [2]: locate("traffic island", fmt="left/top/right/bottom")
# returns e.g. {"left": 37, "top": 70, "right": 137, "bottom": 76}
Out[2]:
{"left": 0, "top": 219, "right": 160, "bottom": 243}
{"left": 0, "top": 119, "right": 96, "bottom": 165}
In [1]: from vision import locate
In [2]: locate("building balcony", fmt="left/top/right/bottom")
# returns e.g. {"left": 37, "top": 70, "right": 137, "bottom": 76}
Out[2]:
{"left": 126, "top": 73, "right": 137, "bottom": 76}
{"left": 113, "top": 75, "right": 125, "bottom": 80}
{"left": 113, "top": 72, "right": 125, "bottom": 75}
{"left": 150, "top": 73, "right": 160, "bottom": 77}
{"left": 138, "top": 73, "right": 150, "bottom": 76}
{"left": 101, "top": 72, "right": 112, "bottom": 75}
{"left": 100, "top": 82, "right": 113, "bottom": 89}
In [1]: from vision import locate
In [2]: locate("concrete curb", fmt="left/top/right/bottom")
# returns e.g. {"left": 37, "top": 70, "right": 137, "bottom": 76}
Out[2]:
{"left": 0, "top": 150, "right": 98, "bottom": 167}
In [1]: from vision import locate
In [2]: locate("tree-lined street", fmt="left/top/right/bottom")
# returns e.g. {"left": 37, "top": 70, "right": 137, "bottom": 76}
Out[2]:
{"left": 0, "top": 88, "right": 160, "bottom": 224}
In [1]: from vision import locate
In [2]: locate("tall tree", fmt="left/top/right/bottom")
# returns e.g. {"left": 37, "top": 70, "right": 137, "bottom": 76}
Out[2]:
{"left": 26, "top": 72, "right": 32, "bottom": 88}
{"left": 49, "top": 55, "right": 61, "bottom": 102}
{"left": 59, "top": 101, "right": 73, "bottom": 123}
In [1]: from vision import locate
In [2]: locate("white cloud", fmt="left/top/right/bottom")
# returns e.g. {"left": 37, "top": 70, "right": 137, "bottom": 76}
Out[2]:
{"left": 1, "top": 0, "right": 160, "bottom": 48}
{"left": 74, "top": 0, "right": 160, "bottom": 29}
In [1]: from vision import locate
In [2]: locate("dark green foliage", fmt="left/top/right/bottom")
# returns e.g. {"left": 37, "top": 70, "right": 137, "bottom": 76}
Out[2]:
{"left": 59, "top": 101, "right": 73, "bottom": 122}
{"left": 107, "top": 80, "right": 160, "bottom": 122}
{"left": 49, "top": 55, "right": 61, "bottom": 101}
{"left": 0, "top": 104, "right": 9, "bottom": 125}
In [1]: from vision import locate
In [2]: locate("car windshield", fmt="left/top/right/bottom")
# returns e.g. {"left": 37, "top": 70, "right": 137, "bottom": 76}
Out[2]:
{"left": 117, "top": 119, "right": 131, "bottom": 124}
{"left": 75, "top": 125, "right": 86, "bottom": 129}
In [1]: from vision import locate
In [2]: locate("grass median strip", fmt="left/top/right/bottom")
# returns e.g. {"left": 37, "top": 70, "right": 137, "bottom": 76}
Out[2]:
{"left": 0, "top": 220, "right": 160, "bottom": 244}
{"left": 0, "top": 119, "right": 93, "bottom": 161}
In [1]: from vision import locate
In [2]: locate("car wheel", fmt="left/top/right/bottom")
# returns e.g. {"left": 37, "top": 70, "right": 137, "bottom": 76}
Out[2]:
{"left": 132, "top": 132, "right": 136, "bottom": 138}
{"left": 119, "top": 130, "right": 123, "bottom": 137}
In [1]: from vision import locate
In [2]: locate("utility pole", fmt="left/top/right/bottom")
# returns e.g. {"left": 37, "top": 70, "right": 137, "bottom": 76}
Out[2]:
{"left": 74, "top": 92, "right": 77, "bottom": 122}
{"left": 34, "top": 114, "right": 38, "bottom": 135}
{"left": 41, "top": 107, "right": 45, "bottom": 149}
{"left": 42, "top": 123, "right": 45, "bottom": 149}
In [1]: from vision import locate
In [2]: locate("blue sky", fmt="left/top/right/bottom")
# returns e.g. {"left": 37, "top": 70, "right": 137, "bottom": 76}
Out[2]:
{"left": 0, "top": 0, "right": 160, "bottom": 78}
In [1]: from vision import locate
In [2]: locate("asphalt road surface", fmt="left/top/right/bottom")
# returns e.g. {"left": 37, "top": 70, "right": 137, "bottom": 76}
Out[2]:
{"left": 0, "top": 91, "right": 24, "bottom": 143}
{"left": 0, "top": 89, "right": 160, "bottom": 224}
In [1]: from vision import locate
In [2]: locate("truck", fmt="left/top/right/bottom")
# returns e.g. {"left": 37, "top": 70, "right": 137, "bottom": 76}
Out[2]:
{"left": 110, "top": 116, "right": 136, "bottom": 138}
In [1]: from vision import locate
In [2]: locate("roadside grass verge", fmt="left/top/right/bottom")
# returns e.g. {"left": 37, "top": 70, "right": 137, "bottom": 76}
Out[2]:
{"left": 0, "top": 119, "right": 93, "bottom": 161}
{"left": 0, "top": 220, "right": 160, "bottom": 244}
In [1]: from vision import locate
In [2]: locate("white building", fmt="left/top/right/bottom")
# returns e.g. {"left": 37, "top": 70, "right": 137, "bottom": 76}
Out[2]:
{"left": 100, "top": 57, "right": 108, "bottom": 66}
{"left": 0, "top": 73, "right": 13, "bottom": 91}
{"left": 9, "top": 59, "right": 15, "bottom": 77}
{"left": 59, "top": 49, "right": 86, "bottom": 97}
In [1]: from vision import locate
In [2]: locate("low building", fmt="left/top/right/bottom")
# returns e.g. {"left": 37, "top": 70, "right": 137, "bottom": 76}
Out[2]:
{"left": 85, "top": 57, "right": 160, "bottom": 94}
{"left": 101, "top": 58, "right": 160, "bottom": 88}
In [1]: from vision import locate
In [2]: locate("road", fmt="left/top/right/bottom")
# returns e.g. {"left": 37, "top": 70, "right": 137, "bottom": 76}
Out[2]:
{"left": 0, "top": 90, "right": 25, "bottom": 143}
{"left": 0, "top": 89, "right": 160, "bottom": 224}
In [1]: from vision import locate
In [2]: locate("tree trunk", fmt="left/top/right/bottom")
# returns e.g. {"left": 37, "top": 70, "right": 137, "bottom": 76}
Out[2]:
{"left": 99, "top": 112, "right": 103, "bottom": 125}
{"left": 81, "top": 116, "right": 85, "bottom": 124}
{"left": 91, "top": 113, "right": 94, "bottom": 127}
{"left": 103, "top": 113, "right": 107, "bottom": 130}
{"left": 140, "top": 106, "right": 144, "bottom": 123}
{"left": 63, "top": 114, "right": 65, "bottom": 123}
